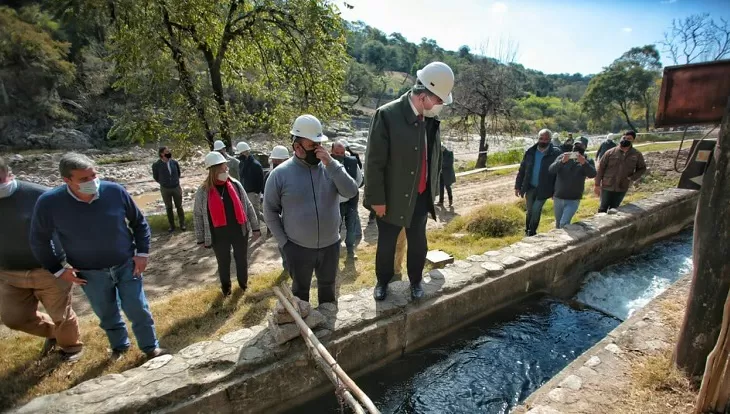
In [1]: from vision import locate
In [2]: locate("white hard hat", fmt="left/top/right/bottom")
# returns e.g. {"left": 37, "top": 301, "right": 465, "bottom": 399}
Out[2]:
{"left": 235, "top": 142, "right": 251, "bottom": 154}
{"left": 204, "top": 151, "right": 226, "bottom": 168}
{"left": 289, "top": 114, "right": 328, "bottom": 143}
{"left": 417, "top": 62, "right": 454, "bottom": 105}
{"left": 213, "top": 140, "right": 226, "bottom": 151}
{"left": 270, "top": 145, "right": 289, "bottom": 160}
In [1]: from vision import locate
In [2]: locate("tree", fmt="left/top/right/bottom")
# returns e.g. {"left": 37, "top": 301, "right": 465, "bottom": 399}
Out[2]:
{"left": 661, "top": 14, "right": 730, "bottom": 64}
{"left": 361, "top": 40, "right": 387, "bottom": 71}
{"left": 452, "top": 43, "right": 522, "bottom": 168}
{"left": 107, "top": 0, "right": 348, "bottom": 148}
{"left": 581, "top": 46, "right": 661, "bottom": 132}
{"left": 343, "top": 60, "right": 375, "bottom": 106}
{"left": 0, "top": 6, "right": 75, "bottom": 120}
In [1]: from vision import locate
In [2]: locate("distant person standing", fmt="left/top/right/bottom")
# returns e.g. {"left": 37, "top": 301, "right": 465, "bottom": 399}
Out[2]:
{"left": 0, "top": 157, "right": 83, "bottom": 361}
{"left": 548, "top": 137, "right": 596, "bottom": 228}
{"left": 152, "top": 146, "right": 186, "bottom": 233}
{"left": 594, "top": 130, "right": 647, "bottom": 212}
{"left": 213, "top": 140, "right": 240, "bottom": 181}
{"left": 264, "top": 115, "right": 358, "bottom": 304}
{"left": 596, "top": 133, "right": 617, "bottom": 162}
{"left": 332, "top": 140, "right": 363, "bottom": 259}
{"left": 515, "top": 129, "right": 563, "bottom": 236}
{"left": 263, "top": 145, "right": 291, "bottom": 270}
{"left": 438, "top": 144, "right": 456, "bottom": 207}
{"left": 194, "top": 152, "right": 261, "bottom": 296}
{"left": 364, "top": 61, "right": 455, "bottom": 301}
{"left": 235, "top": 142, "right": 265, "bottom": 222}
{"left": 31, "top": 153, "right": 167, "bottom": 361}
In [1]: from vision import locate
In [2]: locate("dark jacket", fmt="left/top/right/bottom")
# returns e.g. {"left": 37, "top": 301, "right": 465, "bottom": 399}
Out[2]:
{"left": 440, "top": 148, "right": 456, "bottom": 187}
{"left": 597, "top": 139, "right": 617, "bottom": 161}
{"left": 152, "top": 159, "right": 181, "bottom": 189}
{"left": 548, "top": 154, "right": 597, "bottom": 200}
{"left": 515, "top": 143, "right": 563, "bottom": 200}
{"left": 341, "top": 155, "right": 362, "bottom": 189}
{"left": 595, "top": 146, "right": 647, "bottom": 193}
{"left": 238, "top": 155, "right": 265, "bottom": 194}
{"left": 364, "top": 92, "right": 442, "bottom": 227}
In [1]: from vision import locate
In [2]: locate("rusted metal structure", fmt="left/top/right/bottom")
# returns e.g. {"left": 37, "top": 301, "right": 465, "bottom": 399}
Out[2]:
{"left": 655, "top": 60, "right": 730, "bottom": 414}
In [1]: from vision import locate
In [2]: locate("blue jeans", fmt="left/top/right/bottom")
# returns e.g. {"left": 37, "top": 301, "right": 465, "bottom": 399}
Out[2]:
{"left": 525, "top": 188, "right": 547, "bottom": 236}
{"left": 78, "top": 259, "right": 159, "bottom": 353}
{"left": 340, "top": 195, "right": 362, "bottom": 253}
{"left": 553, "top": 197, "right": 581, "bottom": 229}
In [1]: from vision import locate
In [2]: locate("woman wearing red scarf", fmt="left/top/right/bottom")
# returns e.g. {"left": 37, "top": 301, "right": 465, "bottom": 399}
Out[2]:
{"left": 193, "top": 152, "right": 261, "bottom": 296}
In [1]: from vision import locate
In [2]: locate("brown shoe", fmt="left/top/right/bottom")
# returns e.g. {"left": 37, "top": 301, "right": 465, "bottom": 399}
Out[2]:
{"left": 145, "top": 347, "right": 170, "bottom": 359}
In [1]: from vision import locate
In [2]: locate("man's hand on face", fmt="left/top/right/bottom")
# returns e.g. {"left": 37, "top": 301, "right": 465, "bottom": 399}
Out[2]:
{"left": 315, "top": 147, "right": 333, "bottom": 165}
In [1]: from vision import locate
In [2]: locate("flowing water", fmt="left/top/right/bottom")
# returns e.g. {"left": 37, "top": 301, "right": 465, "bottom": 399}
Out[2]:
{"left": 289, "top": 231, "right": 693, "bottom": 414}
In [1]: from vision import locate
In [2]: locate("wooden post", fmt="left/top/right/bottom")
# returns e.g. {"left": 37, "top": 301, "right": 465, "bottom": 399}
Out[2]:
{"left": 272, "top": 286, "right": 380, "bottom": 414}
{"left": 674, "top": 98, "right": 730, "bottom": 378}
{"left": 695, "top": 289, "right": 730, "bottom": 413}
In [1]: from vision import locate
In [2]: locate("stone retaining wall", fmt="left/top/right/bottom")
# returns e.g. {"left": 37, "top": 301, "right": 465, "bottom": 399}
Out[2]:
{"left": 15, "top": 189, "right": 699, "bottom": 414}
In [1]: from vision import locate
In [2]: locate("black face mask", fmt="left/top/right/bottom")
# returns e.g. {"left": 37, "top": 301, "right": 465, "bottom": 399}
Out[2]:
{"left": 164, "top": 153, "right": 172, "bottom": 159}
{"left": 620, "top": 139, "right": 632, "bottom": 148}
{"left": 537, "top": 142, "right": 549, "bottom": 149}
{"left": 572, "top": 145, "right": 585, "bottom": 154}
{"left": 301, "top": 148, "right": 320, "bottom": 165}
{"left": 332, "top": 154, "right": 344, "bottom": 162}
{"left": 271, "top": 162, "right": 281, "bottom": 169}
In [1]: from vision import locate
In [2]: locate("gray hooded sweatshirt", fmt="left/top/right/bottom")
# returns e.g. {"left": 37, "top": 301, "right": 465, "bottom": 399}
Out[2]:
{"left": 263, "top": 156, "right": 358, "bottom": 249}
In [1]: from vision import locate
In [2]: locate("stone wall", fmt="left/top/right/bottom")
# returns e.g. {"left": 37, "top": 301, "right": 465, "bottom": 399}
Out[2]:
{"left": 14, "top": 189, "right": 699, "bottom": 414}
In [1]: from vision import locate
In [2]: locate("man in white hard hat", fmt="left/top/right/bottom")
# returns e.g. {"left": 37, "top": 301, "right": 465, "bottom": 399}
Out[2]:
{"left": 235, "top": 142, "right": 264, "bottom": 222}
{"left": 364, "top": 61, "right": 454, "bottom": 301}
{"left": 263, "top": 115, "right": 358, "bottom": 304}
{"left": 213, "top": 139, "right": 240, "bottom": 181}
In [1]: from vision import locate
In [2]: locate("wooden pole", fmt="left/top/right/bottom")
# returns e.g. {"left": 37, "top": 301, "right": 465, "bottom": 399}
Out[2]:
{"left": 695, "top": 289, "right": 730, "bottom": 413}
{"left": 674, "top": 98, "right": 730, "bottom": 378}
{"left": 272, "top": 286, "right": 380, "bottom": 414}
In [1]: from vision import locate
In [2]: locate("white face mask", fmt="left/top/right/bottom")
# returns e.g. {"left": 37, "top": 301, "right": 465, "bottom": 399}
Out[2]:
{"left": 424, "top": 104, "right": 444, "bottom": 118}
{"left": 78, "top": 177, "right": 100, "bottom": 195}
{"left": 0, "top": 179, "right": 18, "bottom": 199}
{"left": 217, "top": 172, "right": 229, "bottom": 182}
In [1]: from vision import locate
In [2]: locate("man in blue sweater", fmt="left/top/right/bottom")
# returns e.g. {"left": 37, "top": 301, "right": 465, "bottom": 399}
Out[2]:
{"left": 31, "top": 153, "right": 167, "bottom": 361}
{"left": 0, "top": 157, "right": 83, "bottom": 361}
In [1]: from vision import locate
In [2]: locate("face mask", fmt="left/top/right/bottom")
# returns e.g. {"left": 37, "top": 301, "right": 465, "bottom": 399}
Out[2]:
{"left": 332, "top": 155, "right": 344, "bottom": 162}
{"left": 271, "top": 162, "right": 281, "bottom": 169}
{"left": 0, "top": 179, "right": 18, "bottom": 199}
{"left": 537, "top": 142, "right": 549, "bottom": 149}
{"left": 302, "top": 148, "right": 320, "bottom": 166}
{"left": 620, "top": 139, "right": 632, "bottom": 148}
{"left": 573, "top": 145, "right": 585, "bottom": 154}
{"left": 423, "top": 104, "right": 444, "bottom": 118}
{"left": 217, "top": 172, "right": 229, "bottom": 182}
{"left": 164, "top": 153, "right": 172, "bottom": 159}
{"left": 78, "top": 177, "right": 100, "bottom": 195}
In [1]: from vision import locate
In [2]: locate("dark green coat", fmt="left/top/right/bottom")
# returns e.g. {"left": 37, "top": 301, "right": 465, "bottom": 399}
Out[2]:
{"left": 363, "top": 93, "right": 442, "bottom": 227}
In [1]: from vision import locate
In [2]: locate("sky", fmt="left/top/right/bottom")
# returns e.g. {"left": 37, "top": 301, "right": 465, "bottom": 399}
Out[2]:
{"left": 337, "top": 0, "right": 730, "bottom": 75}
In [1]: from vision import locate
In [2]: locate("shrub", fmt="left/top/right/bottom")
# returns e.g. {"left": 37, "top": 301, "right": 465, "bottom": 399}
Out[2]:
{"left": 464, "top": 204, "right": 524, "bottom": 238}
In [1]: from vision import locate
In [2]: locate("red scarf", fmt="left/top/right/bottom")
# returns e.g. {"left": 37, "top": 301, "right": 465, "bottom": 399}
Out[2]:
{"left": 208, "top": 180, "right": 247, "bottom": 228}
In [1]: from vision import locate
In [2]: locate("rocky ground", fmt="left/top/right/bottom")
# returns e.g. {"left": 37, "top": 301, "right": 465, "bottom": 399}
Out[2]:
{"left": 0, "top": 135, "right": 686, "bottom": 321}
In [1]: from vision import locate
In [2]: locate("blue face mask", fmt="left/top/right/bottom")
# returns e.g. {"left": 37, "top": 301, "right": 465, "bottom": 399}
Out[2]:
{"left": 77, "top": 178, "right": 100, "bottom": 195}
{"left": 0, "top": 179, "right": 18, "bottom": 199}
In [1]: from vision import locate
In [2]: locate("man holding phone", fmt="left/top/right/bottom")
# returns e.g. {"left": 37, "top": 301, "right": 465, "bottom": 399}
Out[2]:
{"left": 549, "top": 137, "right": 596, "bottom": 228}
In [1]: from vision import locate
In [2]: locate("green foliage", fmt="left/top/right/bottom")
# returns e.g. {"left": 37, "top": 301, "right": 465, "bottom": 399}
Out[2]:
{"left": 463, "top": 204, "right": 525, "bottom": 238}
{"left": 513, "top": 94, "right": 586, "bottom": 132}
{"left": 0, "top": 6, "right": 75, "bottom": 119}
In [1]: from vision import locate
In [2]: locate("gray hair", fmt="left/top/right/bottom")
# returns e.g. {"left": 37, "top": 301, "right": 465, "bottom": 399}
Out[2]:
{"left": 538, "top": 128, "right": 552, "bottom": 139}
{"left": 59, "top": 152, "right": 96, "bottom": 178}
{"left": 332, "top": 140, "right": 348, "bottom": 150}
{"left": 411, "top": 80, "right": 437, "bottom": 97}
{"left": 0, "top": 157, "right": 8, "bottom": 174}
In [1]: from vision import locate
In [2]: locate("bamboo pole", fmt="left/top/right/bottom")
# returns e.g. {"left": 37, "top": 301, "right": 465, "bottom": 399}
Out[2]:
{"left": 695, "top": 288, "right": 730, "bottom": 413}
{"left": 272, "top": 286, "right": 380, "bottom": 414}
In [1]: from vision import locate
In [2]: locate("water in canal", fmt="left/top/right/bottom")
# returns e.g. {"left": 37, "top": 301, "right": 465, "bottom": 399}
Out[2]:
{"left": 290, "top": 231, "right": 693, "bottom": 414}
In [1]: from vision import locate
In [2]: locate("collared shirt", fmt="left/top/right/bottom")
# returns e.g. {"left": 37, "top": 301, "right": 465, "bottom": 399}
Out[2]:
{"left": 408, "top": 94, "right": 428, "bottom": 174}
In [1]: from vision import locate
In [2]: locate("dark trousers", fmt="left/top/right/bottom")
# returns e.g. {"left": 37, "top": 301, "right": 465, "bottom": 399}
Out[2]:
{"left": 339, "top": 194, "right": 362, "bottom": 252}
{"left": 375, "top": 191, "right": 429, "bottom": 286}
{"left": 525, "top": 187, "right": 547, "bottom": 236}
{"left": 284, "top": 241, "right": 340, "bottom": 303}
{"left": 438, "top": 176, "right": 453, "bottom": 204}
{"left": 160, "top": 186, "right": 185, "bottom": 229}
{"left": 212, "top": 229, "right": 249, "bottom": 291}
{"left": 598, "top": 190, "right": 627, "bottom": 213}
